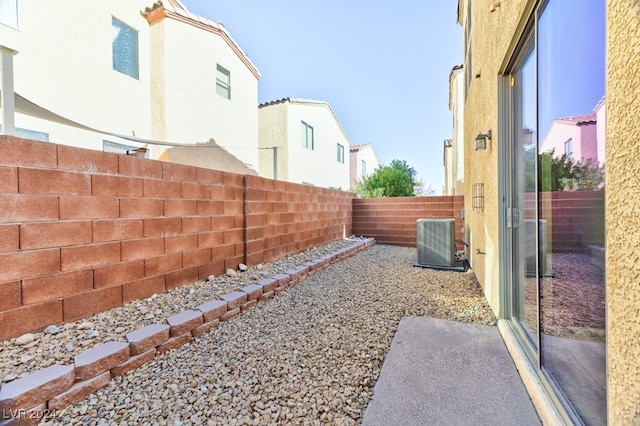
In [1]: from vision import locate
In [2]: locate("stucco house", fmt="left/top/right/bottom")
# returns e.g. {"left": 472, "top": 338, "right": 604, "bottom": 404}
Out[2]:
{"left": 349, "top": 143, "right": 379, "bottom": 191}
{"left": 258, "top": 98, "right": 351, "bottom": 190}
{"left": 457, "top": 0, "right": 637, "bottom": 424}
{"left": 444, "top": 64, "right": 465, "bottom": 196}
{"left": 539, "top": 112, "right": 601, "bottom": 164}
{"left": 0, "top": 0, "right": 260, "bottom": 174}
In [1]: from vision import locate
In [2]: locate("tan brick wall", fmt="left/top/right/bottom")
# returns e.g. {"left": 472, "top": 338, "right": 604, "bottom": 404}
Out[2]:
{"left": 606, "top": 0, "right": 640, "bottom": 423}
{"left": 0, "top": 136, "right": 354, "bottom": 341}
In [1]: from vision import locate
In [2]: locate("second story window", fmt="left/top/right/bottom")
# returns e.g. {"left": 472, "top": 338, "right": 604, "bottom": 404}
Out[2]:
{"left": 112, "top": 17, "right": 139, "bottom": 79}
{"left": 337, "top": 143, "right": 345, "bottom": 163}
{"left": 361, "top": 160, "right": 367, "bottom": 177}
{"left": 301, "top": 121, "right": 314, "bottom": 150}
{"left": 0, "top": 0, "right": 18, "bottom": 28}
{"left": 216, "top": 65, "right": 231, "bottom": 99}
{"left": 564, "top": 138, "right": 573, "bottom": 160}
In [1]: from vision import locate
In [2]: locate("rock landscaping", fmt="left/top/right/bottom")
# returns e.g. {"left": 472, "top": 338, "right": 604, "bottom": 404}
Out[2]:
{"left": 1, "top": 239, "right": 496, "bottom": 424}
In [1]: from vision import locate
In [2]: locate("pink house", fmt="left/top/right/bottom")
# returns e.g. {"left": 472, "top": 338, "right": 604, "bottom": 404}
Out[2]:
{"left": 539, "top": 112, "right": 601, "bottom": 164}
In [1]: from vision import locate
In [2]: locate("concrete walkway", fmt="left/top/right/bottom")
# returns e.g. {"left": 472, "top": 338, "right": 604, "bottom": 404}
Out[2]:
{"left": 361, "top": 317, "right": 541, "bottom": 426}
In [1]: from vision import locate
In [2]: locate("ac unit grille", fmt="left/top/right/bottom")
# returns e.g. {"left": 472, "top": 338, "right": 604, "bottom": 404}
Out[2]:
{"left": 416, "top": 219, "right": 456, "bottom": 267}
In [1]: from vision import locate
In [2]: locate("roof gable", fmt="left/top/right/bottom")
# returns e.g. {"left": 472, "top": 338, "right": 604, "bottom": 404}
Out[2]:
{"left": 142, "top": 1, "right": 260, "bottom": 79}
{"left": 259, "top": 97, "right": 351, "bottom": 143}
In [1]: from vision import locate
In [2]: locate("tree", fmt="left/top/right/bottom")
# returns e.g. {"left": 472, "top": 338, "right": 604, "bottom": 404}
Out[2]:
{"left": 355, "top": 159, "right": 419, "bottom": 197}
{"left": 525, "top": 149, "right": 605, "bottom": 192}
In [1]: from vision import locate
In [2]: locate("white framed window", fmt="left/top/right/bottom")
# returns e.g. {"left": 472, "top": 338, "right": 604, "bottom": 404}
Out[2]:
{"left": 337, "top": 143, "right": 344, "bottom": 163}
{"left": 112, "top": 17, "right": 139, "bottom": 79}
{"left": 0, "top": 0, "right": 18, "bottom": 29}
{"left": 216, "top": 64, "right": 231, "bottom": 99}
{"left": 564, "top": 138, "right": 573, "bottom": 160}
{"left": 103, "top": 140, "right": 148, "bottom": 158}
{"left": 301, "top": 121, "right": 314, "bottom": 150}
{"left": 361, "top": 160, "right": 367, "bottom": 177}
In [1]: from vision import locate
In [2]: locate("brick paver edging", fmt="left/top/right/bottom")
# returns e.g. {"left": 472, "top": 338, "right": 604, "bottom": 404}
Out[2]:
{"left": 0, "top": 238, "right": 375, "bottom": 424}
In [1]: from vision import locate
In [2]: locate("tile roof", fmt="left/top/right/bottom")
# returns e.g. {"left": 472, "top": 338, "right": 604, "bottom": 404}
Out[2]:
{"left": 258, "top": 97, "right": 330, "bottom": 108}
{"left": 555, "top": 113, "right": 597, "bottom": 126}
{"left": 350, "top": 143, "right": 372, "bottom": 152}
{"left": 142, "top": 1, "right": 260, "bottom": 79}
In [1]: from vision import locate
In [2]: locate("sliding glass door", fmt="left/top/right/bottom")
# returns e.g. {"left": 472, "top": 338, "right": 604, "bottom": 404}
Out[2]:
{"left": 505, "top": 1, "right": 606, "bottom": 424}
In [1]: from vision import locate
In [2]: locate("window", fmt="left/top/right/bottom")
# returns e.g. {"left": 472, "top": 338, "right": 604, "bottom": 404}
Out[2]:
{"left": 564, "top": 138, "right": 573, "bottom": 160}
{"left": 103, "top": 140, "right": 148, "bottom": 158}
{"left": 112, "top": 17, "right": 139, "bottom": 79}
{"left": 0, "top": 125, "right": 49, "bottom": 141}
{"left": 0, "top": 0, "right": 18, "bottom": 28}
{"left": 337, "top": 143, "right": 344, "bottom": 163}
{"left": 216, "top": 65, "right": 231, "bottom": 99}
{"left": 361, "top": 160, "right": 367, "bottom": 177}
{"left": 301, "top": 121, "right": 314, "bottom": 150}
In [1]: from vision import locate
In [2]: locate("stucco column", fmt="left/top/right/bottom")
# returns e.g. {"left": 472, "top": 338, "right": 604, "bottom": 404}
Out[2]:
{"left": 0, "top": 45, "right": 16, "bottom": 136}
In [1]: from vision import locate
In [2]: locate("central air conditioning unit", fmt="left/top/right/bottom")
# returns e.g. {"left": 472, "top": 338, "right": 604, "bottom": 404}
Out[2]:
{"left": 416, "top": 218, "right": 456, "bottom": 267}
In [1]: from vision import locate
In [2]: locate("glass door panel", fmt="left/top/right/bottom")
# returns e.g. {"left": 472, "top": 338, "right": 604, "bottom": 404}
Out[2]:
{"left": 510, "top": 39, "right": 538, "bottom": 351}
{"left": 537, "top": 1, "right": 606, "bottom": 424}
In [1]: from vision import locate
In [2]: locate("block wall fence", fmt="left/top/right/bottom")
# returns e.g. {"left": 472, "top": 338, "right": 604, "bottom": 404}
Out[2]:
{"left": 352, "top": 196, "right": 466, "bottom": 250}
{"left": 0, "top": 136, "right": 353, "bottom": 341}
{"left": 524, "top": 191, "right": 605, "bottom": 252}
{"left": 0, "top": 136, "right": 603, "bottom": 341}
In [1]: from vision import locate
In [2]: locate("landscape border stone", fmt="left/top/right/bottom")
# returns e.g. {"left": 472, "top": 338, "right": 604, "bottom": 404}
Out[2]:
{"left": 0, "top": 238, "right": 374, "bottom": 423}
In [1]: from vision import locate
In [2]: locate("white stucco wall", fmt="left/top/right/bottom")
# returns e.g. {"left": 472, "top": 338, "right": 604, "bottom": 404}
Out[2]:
{"left": 258, "top": 100, "right": 350, "bottom": 190}
{"left": 2, "top": 1, "right": 152, "bottom": 151}
{"left": 446, "top": 66, "right": 465, "bottom": 195}
{"left": 154, "top": 18, "right": 259, "bottom": 169}
{"left": 1, "top": 1, "right": 259, "bottom": 169}
{"left": 286, "top": 102, "right": 350, "bottom": 190}
{"left": 351, "top": 145, "right": 379, "bottom": 189}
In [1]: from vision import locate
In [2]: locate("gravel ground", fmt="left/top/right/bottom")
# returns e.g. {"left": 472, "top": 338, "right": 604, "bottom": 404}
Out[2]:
{"left": 34, "top": 243, "right": 495, "bottom": 425}
{"left": 1, "top": 238, "right": 364, "bottom": 383}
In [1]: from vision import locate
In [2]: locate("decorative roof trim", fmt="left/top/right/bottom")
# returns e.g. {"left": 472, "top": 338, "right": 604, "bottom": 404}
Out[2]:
{"left": 142, "top": 1, "right": 260, "bottom": 79}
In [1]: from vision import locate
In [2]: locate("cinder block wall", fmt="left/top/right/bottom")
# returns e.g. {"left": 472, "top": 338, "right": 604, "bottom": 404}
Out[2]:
{"left": 352, "top": 196, "right": 465, "bottom": 249}
{"left": 0, "top": 137, "right": 354, "bottom": 341}
{"left": 524, "top": 191, "right": 605, "bottom": 252}
{"left": 244, "top": 175, "right": 353, "bottom": 266}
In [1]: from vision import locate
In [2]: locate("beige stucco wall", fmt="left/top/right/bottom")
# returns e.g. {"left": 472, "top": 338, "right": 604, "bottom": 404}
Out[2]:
{"left": 258, "top": 102, "right": 289, "bottom": 181}
{"left": 606, "top": 1, "right": 640, "bottom": 423}
{"left": 462, "top": 0, "right": 530, "bottom": 316}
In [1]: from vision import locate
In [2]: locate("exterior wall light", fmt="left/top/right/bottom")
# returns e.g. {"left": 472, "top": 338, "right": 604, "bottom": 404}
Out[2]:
{"left": 475, "top": 130, "right": 492, "bottom": 150}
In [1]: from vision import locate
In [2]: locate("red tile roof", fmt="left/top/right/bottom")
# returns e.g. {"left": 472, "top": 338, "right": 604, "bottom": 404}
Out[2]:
{"left": 555, "top": 113, "right": 597, "bottom": 126}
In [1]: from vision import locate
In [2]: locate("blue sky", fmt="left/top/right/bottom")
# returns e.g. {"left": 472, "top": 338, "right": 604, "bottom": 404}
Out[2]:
{"left": 182, "top": 1, "right": 462, "bottom": 193}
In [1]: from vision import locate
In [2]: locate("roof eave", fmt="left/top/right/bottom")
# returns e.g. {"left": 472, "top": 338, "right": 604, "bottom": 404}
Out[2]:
{"left": 142, "top": 2, "right": 261, "bottom": 80}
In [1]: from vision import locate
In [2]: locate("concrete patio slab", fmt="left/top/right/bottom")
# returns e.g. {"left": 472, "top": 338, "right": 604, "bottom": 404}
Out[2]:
{"left": 361, "top": 316, "right": 541, "bottom": 426}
